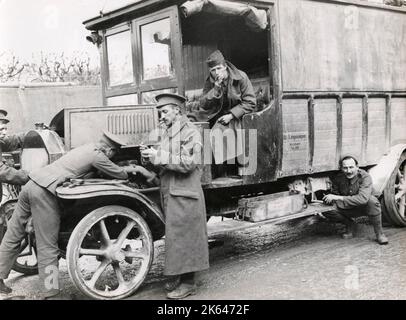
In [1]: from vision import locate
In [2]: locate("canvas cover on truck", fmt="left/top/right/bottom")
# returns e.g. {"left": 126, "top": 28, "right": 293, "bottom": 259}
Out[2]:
{"left": 180, "top": 0, "right": 268, "bottom": 31}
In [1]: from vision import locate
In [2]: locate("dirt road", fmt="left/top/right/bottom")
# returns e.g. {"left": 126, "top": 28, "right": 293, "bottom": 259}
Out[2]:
{"left": 2, "top": 217, "right": 406, "bottom": 300}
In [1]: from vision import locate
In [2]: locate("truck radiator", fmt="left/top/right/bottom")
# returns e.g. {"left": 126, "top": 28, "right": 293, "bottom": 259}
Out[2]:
{"left": 107, "top": 112, "right": 153, "bottom": 135}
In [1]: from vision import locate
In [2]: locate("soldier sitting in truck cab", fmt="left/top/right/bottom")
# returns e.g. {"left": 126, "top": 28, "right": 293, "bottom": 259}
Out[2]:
{"left": 188, "top": 50, "right": 256, "bottom": 177}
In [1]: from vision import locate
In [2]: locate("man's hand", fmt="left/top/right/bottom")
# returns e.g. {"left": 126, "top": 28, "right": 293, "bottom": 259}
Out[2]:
{"left": 217, "top": 114, "right": 234, "bottom": 125}
{"left": 323, "top": 194, "right": 343, "bottom": 205}
{"left": 141, "top": 147, "right": 158, "bottom": 161}
{"left": 129, "top": 165, "right": 156, "bottom": 180}
{"left": 214, "top": 73, "right": 225, "bottom": 88}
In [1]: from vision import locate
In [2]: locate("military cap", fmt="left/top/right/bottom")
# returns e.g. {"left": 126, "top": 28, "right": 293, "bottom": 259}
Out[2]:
{"left": 101, "top": 130, "right": 127, "bottom": 148}
{"left": 0, "top": 109, "right": 10, "bottom": 123}
{"left": 155, "top": 93, "right": 186, "bottom": 109}
{"left": 206, "top": 50, "right": 226, "bottom": 69}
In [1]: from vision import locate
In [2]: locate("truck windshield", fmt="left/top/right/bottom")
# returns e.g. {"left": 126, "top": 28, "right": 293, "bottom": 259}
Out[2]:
{"left": 106, "top": 30, "right": 134, "bottom": 86}
{"left": 141, "top": 18, "right": 173, "bottom": 80}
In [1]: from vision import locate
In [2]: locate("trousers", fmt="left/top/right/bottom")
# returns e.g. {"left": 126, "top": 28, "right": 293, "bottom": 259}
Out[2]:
{"left": 0, "top": 180, "right": 60, "bottom": 291}
{"left": 324, "top": 196, "right": 382, "bottom": 222}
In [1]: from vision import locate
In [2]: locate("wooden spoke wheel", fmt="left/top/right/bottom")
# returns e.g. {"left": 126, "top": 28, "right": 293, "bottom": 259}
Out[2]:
{"left": 382, "top": 152, "right": 406, "bottom": 226}
{"left": 0, "top": 201, "right": 38, "bottom": 275}
{"left": 66, "top": 205, "right": 154, "bottom": 300}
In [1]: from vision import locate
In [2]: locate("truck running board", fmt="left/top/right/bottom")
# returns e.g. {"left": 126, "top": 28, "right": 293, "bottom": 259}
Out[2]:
{"left": 207, "top": 203, "right": 334, "bottom": 237}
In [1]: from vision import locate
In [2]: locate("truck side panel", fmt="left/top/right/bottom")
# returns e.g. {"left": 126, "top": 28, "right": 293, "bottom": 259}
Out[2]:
{"left": 278, "top": 0, "right": 406, "bottom": 92}
{"left": 391, "top": 98, "right": 406, "bottom": 145}
{"left": 280, "top": 95, "right": 406, "bottom": 178}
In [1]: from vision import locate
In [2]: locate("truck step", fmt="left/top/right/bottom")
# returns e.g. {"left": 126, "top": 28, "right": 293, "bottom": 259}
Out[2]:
{"left": 207, "top": 203, "right": 334, "bottom": 237}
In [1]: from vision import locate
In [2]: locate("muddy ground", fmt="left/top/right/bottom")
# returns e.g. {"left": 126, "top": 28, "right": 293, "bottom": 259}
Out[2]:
{"left": 1, "top": 216, "right": 406, "bottom": 300}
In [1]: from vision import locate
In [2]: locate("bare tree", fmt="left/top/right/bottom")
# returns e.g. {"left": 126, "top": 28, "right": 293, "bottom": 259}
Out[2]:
{"left": 0, "top": 53, "right": 27, "bottom": 82}
{"left": 384, "top": 0, "right": 406, "bottom": 6}
{"left": 0, "top": 51, "right": 100, "bottom": 85}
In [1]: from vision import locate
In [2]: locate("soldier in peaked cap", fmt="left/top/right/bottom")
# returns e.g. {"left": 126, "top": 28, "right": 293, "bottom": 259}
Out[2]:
{"left": 100, "top": 129, "right": 127, "bottom": 149}
{"left": 0, "top": 109, "right": 30, "bottom": 195}
{"left": 0, "top": 109, "right": 30, "bottom": 239}
{"left": 137, "top": 92, "right": 209, "bottom": 299}
{"left": 322, "top": 155, "right": 388, "bottom": 245}
{"left": 155, "top": 92, "right": 186, "bottom": 108}
{"left": 0, "top": 130, "right": 141, "bottom": 298}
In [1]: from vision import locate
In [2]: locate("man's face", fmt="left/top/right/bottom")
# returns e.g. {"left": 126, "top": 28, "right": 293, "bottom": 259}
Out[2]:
{"left": 0, "top": 122, "right": 8, "bottom": 140}
{"left": 210, "top": 64, "right": 228, "bottom": 82}
{"left": 341, "top": 158, "right": 358, "bottom": 179}
{"left": 159, "top": 104, "right": 179, "bottom": 127}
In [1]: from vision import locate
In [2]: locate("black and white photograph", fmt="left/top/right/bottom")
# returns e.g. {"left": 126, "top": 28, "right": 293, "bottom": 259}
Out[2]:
{"left": 0, "top": 0, "right": 405, "bottom": 309}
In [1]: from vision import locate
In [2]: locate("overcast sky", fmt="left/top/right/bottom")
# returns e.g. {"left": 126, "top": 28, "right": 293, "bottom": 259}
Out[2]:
{"left": 0, "top": 0, "right": 132, "bottom": 65}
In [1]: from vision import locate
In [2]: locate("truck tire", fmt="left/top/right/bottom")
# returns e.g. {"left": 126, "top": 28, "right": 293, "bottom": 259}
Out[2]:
{"left": 66, "top": 205, "right": 154, "bottom": 300}
{"left": 382, "top": 151, "right": 406, "bottom": 226}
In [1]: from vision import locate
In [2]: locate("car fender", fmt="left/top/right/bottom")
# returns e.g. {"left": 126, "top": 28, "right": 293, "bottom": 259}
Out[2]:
{"left": 368, "top": 144, "right": 406, "bottom": 196}
{"left": 56, "top": 183, "right": 165, "bottom": 236}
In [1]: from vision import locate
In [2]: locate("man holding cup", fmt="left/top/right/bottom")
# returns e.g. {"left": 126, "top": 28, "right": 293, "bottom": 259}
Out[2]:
{"left": 137, "top": 93, "right": 209, "bottom": 299}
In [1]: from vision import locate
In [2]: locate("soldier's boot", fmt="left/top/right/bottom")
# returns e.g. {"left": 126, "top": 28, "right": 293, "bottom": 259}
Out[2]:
{"left": 370, "top": 215, "right": 389, "bottom": 245}
{"left": 166, "top": 283, "right": 196, "bottom": 299}
{"left": 0, "top": 279, "right": 12, "bottom": 294}
{"left": 166, "top": 272, "right": 196, "bottom": 299}
{"left": 341, "top": 218, "right": 356, "bottom": 239}
{"left": 164, "top": 276, "right": 181, "bottom": 292}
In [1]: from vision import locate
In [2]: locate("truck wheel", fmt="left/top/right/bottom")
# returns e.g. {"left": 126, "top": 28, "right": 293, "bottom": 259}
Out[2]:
{"left": 66, "top": 205, "right": 154, "bottom": 300}
{"left": 0, "top": 201, "right": 38, "bottom": 275}
{"left": 382, "top": 151, "right": 406, "bottom": 226}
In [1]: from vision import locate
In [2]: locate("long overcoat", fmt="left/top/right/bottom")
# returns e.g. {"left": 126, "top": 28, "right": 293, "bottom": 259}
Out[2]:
{"left": 188, "top": 62, "right": 256, "bottom": 164}
{"left": 150, "top": 115, "right": 209, "bottom": 276}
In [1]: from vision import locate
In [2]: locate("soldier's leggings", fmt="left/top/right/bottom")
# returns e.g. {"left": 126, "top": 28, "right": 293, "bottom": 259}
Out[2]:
{"left": 0, "top": 180, "right": 60, "bottom": 291}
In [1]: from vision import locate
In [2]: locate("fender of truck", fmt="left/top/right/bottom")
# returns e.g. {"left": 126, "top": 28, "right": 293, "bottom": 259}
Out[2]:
{"left": 369, "top": 144, "right": 406, "bottom": 197}
{"left": 56, "top": 183, "right": 165, "bottom": 239}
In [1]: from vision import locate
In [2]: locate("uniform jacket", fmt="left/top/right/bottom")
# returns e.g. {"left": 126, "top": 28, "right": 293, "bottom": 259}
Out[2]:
{"left": 331, "top": 169, "right": 375, "bottom": 210}
{"left": 189, "top": 61, "right": 256, "bottom": 123}
{"left": 0, "top": 133, "right": 29, "bottom": 199}
{"left": 29, "top": 143, "right": 128, "bottom": 195}
{"left": 149, "top": 115, "right": 209, "bottom": 275}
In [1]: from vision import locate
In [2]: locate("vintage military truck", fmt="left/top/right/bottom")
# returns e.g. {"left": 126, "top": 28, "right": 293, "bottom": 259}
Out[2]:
{"left": 1, "top": 0, "right": 405, "bottom": 300}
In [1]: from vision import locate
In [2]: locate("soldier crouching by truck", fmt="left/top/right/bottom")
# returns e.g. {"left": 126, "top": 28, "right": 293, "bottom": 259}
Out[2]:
{"left": 323, "top": 155, "right": 389, "bottom": 245}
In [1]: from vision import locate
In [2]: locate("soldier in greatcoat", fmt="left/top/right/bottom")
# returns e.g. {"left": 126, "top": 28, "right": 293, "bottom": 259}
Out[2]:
{"left": 138, "top": 93, "right": 209, "bottom": 299}
{"left": 188, "top": 50, "right": 256, "bottom": 172}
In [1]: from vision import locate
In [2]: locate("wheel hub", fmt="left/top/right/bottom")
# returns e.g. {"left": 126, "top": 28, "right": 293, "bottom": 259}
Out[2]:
{"left": 123, "top": 244, "right": 134, "bottom": 264}
{"left": 105, "top": 246, "right": 125, "bottom": 262}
